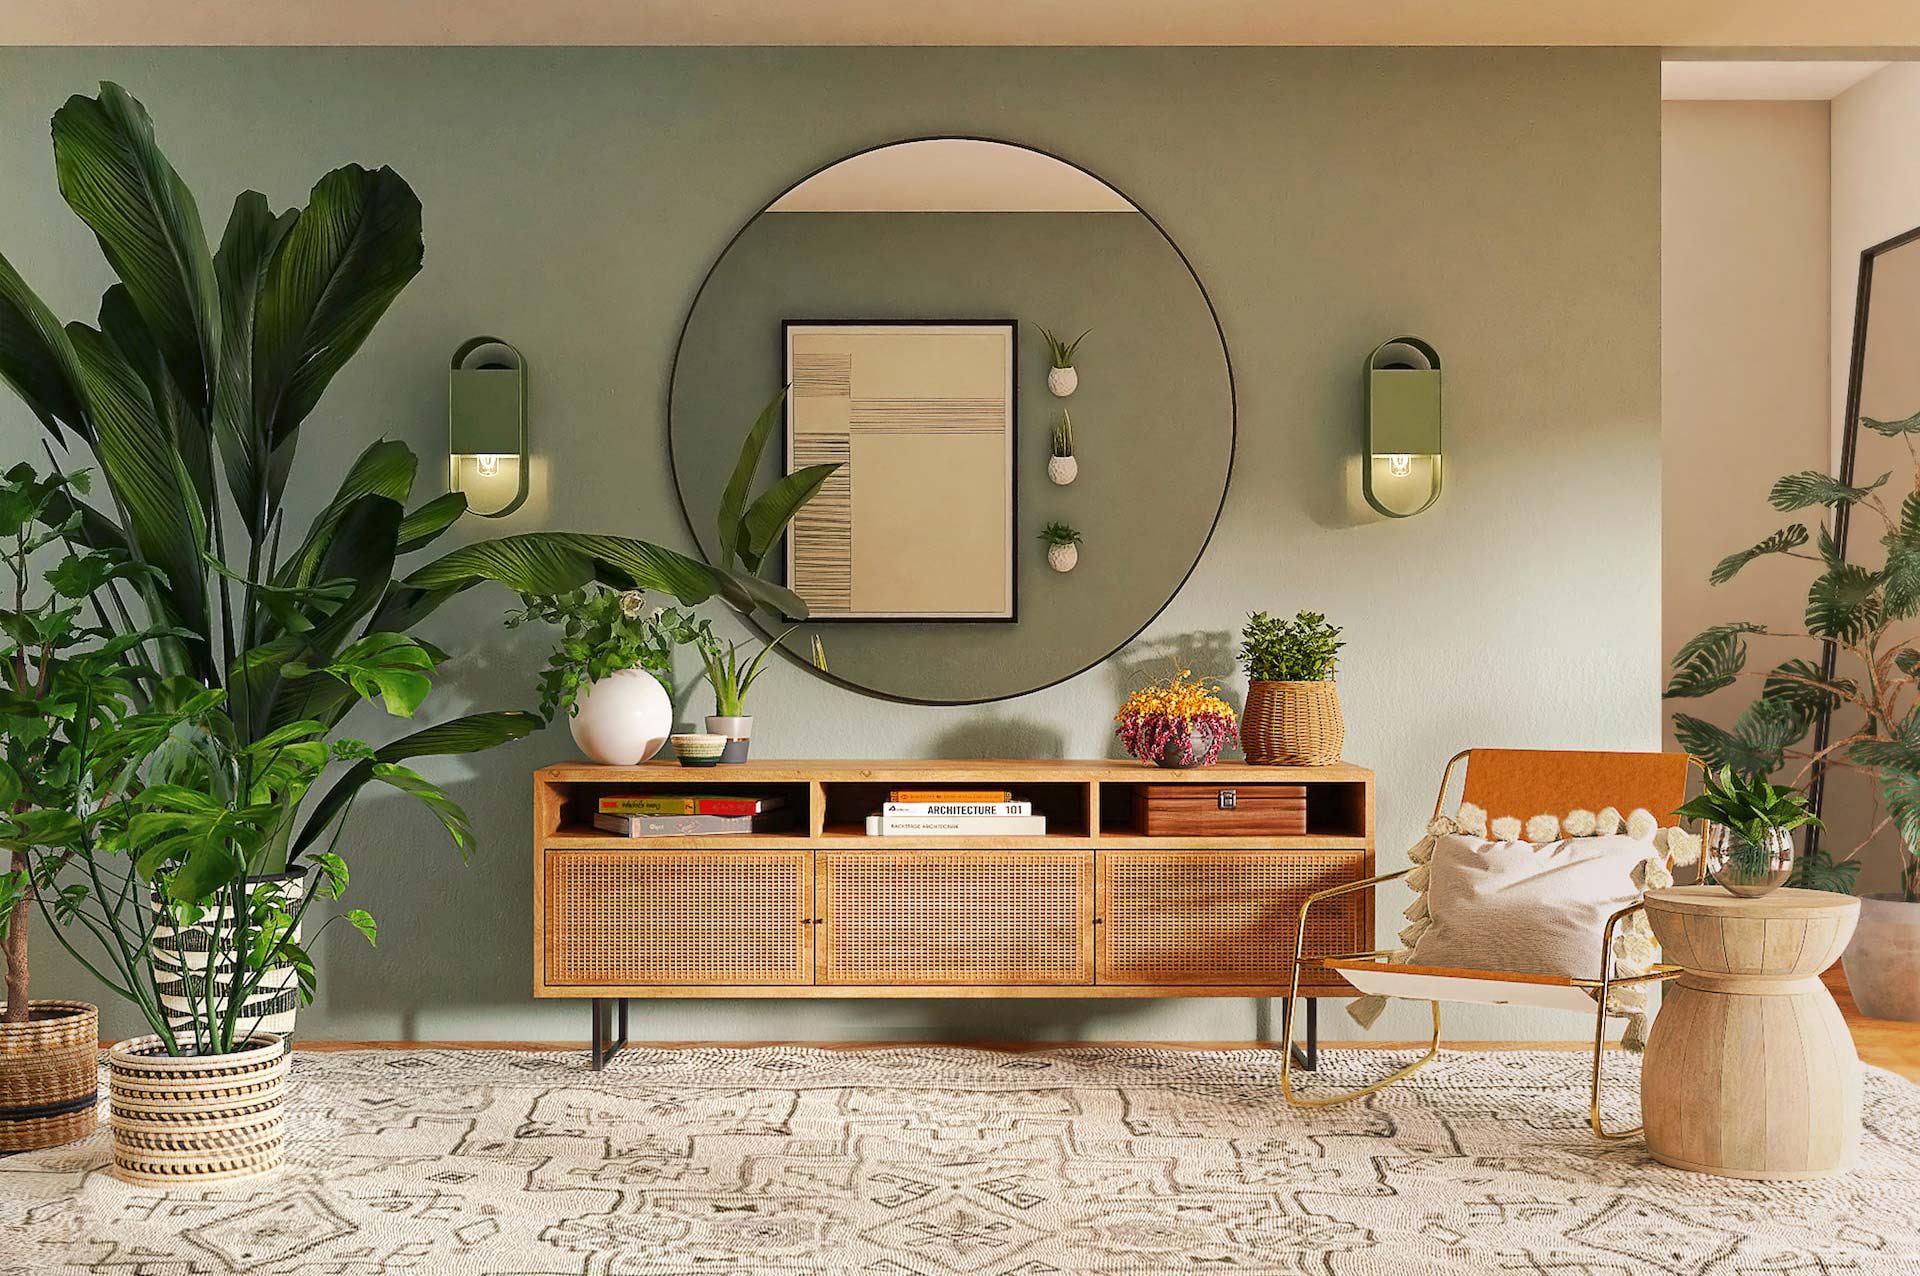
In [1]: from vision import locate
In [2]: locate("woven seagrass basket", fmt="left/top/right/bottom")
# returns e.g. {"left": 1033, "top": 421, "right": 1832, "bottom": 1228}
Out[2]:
{"left": 0, "top": 1000, "right": 99, "bottom": 1151}
{"left": 107, "top": 1032, "right": 287, "bottom": 1184}
{"left": 1242, "top": 680, "right": 1345, "bottom": 766}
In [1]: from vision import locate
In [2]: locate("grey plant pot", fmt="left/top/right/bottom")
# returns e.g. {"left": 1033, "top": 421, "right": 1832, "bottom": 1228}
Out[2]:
{"left": 706, "top": 715, "right": 753, "bottom": 764}
{"left": 1842, "top": 894, "right": 1920, "bottom": 1022}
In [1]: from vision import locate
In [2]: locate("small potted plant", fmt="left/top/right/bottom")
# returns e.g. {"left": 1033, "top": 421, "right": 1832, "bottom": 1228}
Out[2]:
{"left": 1048, "top": 411, "right": 1078, "bottom": 486}
{"left": 1238, "top": 609, "right": 1345, "bottom": 765}
{"left": 1115, "top": 671, "right": 1239, "bottom": 768}
{"left": 511, "top": 587, "right": 705, "bottom": 765}
{"left": 1040, "top": 522, "right": 1083, "bottom": 573}
{"left": 1038, "top": 326, "right": 1090, "bottom": 397}
{"left": 697, "top": 626, "right": 796, "bottom": 763}
{"left": 1673, "top": 767, "right": 1822, "bottom": 898}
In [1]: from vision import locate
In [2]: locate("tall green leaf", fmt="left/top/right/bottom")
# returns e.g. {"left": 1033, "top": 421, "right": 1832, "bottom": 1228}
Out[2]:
{"left": 98, "top": 282, "right": 207, "bottom": 511}
{"left": 289, "top": 710, "right": 538, "bottom": 857}
{"left": 66, "top": 322, "right": 208, "bottom": 677}
{"left": 276, "top": 439, "right": 417, "bottom": 593}
{"left": 0, "top": 250, "right": 91, "bottom": 441}
{"left": 1709, "top": 524, "right": 1807, "bottom": 585}
{"left": 395, "top": 492, "right": 467, "bottom": 555}
{"left": 251, "top": 164, "right": 422, "bottom": 514}
{"left": 737, "top": 462, "right": 840, "bottom": 574}
{"left": 716, "top": 387, "right": 785, "bottom": 568}
{"left": 211, "top": 191, "right": 297, "bottom": 532}
{"left": 51, "top": 83, "right": 220, "bottom": 419}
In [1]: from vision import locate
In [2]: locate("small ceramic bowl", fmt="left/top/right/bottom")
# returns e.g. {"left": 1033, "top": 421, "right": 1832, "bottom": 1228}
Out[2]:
{"left": 671, "top": 733, "right": 727, "bottom": 768}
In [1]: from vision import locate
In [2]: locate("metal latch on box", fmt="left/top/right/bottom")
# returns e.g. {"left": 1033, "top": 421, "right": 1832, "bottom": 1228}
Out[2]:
{"left": 1218, "top": 790, "right": 1237, "bottom": 811}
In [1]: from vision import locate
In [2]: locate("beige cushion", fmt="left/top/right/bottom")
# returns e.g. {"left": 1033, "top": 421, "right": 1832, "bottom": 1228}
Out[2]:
{"left": 1409, "top": 832, "right": 1652, "bottom": 981}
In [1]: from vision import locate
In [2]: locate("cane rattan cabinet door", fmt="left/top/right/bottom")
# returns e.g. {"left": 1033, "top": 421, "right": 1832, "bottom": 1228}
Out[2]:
{"left": 816, "top": 849, "right": 1094, "bottom": 985}
{"left": 1097, "top": 850, "right": 1366, "bottom": 987}
{"left": 543, "top": 850, "right": 811, "bottom": 986}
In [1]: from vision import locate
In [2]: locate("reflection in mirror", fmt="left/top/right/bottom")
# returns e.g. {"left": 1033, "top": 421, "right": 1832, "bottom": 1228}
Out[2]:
{"left": 1823, "top": 229, "right": 1920, "bottom": 895}
{"left": 669, "top": 139, "right": 1234, "bottom": 704}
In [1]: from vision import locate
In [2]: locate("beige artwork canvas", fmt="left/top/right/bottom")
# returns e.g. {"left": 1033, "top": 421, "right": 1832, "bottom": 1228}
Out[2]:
{"left": 785, "top": 322, "right": 1015, "bottom": 619}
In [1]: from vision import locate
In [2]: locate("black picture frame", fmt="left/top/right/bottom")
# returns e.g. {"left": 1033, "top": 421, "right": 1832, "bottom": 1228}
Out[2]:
{"left": 779, "top": 318, "right": 1018, "bottom": 624}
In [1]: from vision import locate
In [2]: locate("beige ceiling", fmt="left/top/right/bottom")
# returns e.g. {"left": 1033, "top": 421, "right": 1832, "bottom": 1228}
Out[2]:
{"left": 7, "top": 1, "right": 1920, "bottom": 46}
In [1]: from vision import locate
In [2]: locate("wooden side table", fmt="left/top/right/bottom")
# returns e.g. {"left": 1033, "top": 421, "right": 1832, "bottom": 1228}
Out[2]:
{"left": 1641, "top": 886, "right": 1862, "bottom": 1179}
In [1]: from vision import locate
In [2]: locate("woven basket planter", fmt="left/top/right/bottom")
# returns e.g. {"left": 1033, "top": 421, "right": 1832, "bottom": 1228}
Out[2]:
{"left": 1242, "top": 680, "right": 1345, "bottom": 766}
{"left": 107, "top": 1032, "right": 288, "bottom": 1185}
{"left": 151, "top": 873, "right": 303, "bottom": 1045}
{"left": 0, "top": 1000, "right": 99, "bottom": 1151}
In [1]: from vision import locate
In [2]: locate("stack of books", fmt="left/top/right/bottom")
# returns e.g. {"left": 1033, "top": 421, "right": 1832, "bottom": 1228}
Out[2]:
{"left": 864, "top": 788, "right": 1047, "bottom": 837}
{"left": 592, "top": 793, "right": 788, "bottom": 837}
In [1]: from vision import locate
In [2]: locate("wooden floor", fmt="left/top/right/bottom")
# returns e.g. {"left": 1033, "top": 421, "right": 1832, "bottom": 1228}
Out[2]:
{"left": 292, "top": 970, "right": 1920, "bottom": 1084}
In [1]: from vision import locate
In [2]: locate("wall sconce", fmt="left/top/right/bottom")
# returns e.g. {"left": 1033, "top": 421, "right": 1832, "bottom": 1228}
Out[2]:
{"left": 449, "top": 336, "right": 529, "bottom": 518}
{"left": 1362, "top": 335, "right": 1443, "bottom": 518}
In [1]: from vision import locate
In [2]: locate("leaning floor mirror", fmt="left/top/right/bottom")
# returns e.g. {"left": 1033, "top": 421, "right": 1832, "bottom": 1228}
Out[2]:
{"left": 668, "top": 138, "right": 1235, "bottom": 705}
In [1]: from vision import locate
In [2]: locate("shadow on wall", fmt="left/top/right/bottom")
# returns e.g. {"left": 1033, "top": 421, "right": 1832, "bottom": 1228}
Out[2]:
{"left": 1104, "top": 630, "right": 1242, "bottom": 759}
{"left": 929, "top": 718, "right": 1068, "bottom": 760}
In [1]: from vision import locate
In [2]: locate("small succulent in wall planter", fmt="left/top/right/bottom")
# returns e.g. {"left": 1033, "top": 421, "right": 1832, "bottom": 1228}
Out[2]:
{"left": 1048, "top": 412, "right": 1078, "bottom": 485}
{"left": 1039, "top": 326, "right": 1090, "bottom": 397}
{"left": 1040, "top": 521, "right": 1083, "bottom": 573}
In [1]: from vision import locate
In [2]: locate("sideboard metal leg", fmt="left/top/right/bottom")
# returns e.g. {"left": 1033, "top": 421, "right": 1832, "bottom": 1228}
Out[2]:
{"left": 590, "top": 997, "right": 629, "bottom": 1071}
{"left": 1290, "top": 999, "right": 1319, "bottom": 1072}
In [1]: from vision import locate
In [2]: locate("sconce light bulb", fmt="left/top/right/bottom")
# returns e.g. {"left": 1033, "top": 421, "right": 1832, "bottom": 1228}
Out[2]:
{"left": 1386, "top": 453, "right": 1412, "bottom": 478}
{"left": 475, "top": 453, "right": 501, "bottom": 477}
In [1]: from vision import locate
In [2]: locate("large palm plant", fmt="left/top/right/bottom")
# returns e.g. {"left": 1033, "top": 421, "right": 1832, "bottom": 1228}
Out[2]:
{"left": 0, "top": 83, "right": 803, "bottom": 1035}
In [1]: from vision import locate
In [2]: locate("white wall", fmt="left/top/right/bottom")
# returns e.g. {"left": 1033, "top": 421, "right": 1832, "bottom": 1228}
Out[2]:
{"left": 1661, "top": 101, "right": 1830, "bottom": 750}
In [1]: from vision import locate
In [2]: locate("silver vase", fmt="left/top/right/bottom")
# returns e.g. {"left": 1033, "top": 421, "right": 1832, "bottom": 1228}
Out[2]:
{"left": 1704, "top": 826, "right": 1796, "bottom": 898}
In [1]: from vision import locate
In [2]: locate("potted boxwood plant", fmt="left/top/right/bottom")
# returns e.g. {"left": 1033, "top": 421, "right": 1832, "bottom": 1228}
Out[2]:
{"left": 1238, "top": 609, "right": 1345, "bottom": 765}
{"left": 0, "top": 81, "right": 807, "bottom": 1172}
{"left": 1040, "top": 522, "right": 1083, "bottom": 573}
{"left": 1664, "top": 432, "right": 1920, "bottom": 1020}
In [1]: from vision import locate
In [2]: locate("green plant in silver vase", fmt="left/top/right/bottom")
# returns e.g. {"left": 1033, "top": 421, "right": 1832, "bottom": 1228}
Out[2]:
{"left": 1673, "top": 766, "right": 1822, "bottom": 898}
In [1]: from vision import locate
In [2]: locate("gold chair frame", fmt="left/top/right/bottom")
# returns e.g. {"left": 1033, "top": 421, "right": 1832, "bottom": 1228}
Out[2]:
{"left": 1277, "top": 749, "right": 1687, "bottom": 1139}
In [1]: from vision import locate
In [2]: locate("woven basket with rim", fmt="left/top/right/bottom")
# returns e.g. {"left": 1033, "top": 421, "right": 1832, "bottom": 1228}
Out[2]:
{"left": 1242, "top": 680, "right": 1345, "bottom": 766}
{"left": 0, "top": 999, "right": 99, "bottom": 1152}
{"left": 107, "top": 1032, "right": 287, "bottom": 1184}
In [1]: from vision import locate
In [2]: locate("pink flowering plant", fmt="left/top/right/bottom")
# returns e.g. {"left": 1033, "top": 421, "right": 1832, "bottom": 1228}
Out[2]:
{"left": 1115, "top": 671, "right": 1239, "bottom": 766}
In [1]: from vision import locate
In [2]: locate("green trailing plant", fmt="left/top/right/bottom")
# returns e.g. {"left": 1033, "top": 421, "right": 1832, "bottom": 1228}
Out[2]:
{"left": 1051, "top": 412, "right": 1075, "bottom": 458}
{"left": 1239, "top": 609, "right": 1343, "bottom": 682}
{"left": 1674, "top": 766, "right": 1822, "bottom": 882}
{"left": 507, "top": 587, "right": 706, "bottom": 722}
{"left": 1664, "top": 420, "right": 1920, "bottom": 900}
{"left": 697, "top": 625, "right": 797, "bottom": 718}
{"left": 0, "top": 83, "right": 800, "bottom": 1049}
{"left": 1038, "top": 521, "right": 1083, "bottom": 547}
{"left": 1037, "top": 326, "right": 1090, "bottom": 369}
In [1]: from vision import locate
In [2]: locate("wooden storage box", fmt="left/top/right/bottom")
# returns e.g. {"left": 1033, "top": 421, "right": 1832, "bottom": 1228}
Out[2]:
{"left": 1130, "top": 784, "right": 1307, "bottom": 836}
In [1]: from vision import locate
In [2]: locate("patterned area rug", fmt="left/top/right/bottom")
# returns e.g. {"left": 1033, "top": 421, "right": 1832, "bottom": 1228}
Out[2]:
{"left": 3, "top": 1047, "right": 1919, "bottom": 1274}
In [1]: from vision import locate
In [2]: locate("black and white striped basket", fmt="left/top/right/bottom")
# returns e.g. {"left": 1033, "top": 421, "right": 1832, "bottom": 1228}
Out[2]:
{"left": 150, "top": 873, "right": 303, "bottom": 1047}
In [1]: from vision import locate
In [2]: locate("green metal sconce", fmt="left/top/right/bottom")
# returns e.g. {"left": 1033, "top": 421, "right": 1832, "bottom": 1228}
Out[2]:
{"left": 449, "top": 336, "right": 529, "bottom": 518}
{"left": 1361, "top": 335, "right": 1443, "bottom": 518}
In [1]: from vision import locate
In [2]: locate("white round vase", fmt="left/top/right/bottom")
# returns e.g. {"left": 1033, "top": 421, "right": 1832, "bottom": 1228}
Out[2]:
{"left": 570, "top": 668, "right": 673, "bottom": 765}
{"left": 1047, "top": 366, "right": 1078, "bottom": 397}
{"left": 1047, "top": 543, "right": 1079, "bottom": 573}
{"left": 1047, "top": 455, "right": 1078, "bottom": 485}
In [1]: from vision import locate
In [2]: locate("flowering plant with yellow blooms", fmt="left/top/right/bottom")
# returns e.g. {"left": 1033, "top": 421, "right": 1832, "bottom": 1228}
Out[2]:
{"left": 1115, "top": 670, "right": 1239, "bottom": 767}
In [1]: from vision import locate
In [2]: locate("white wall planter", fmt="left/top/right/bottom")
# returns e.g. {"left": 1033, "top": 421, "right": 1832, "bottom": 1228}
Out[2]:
{"left": 1047, "top": 543, "right": 1079, "bottom": 573}
{"left": 1047, "top": 366, "right": 1078, "bottom": 397}
{"left": 1047, "top": 454, "right": 1078, "bottom": 485}
{"left": 570, "top": 667, "right": 673, "bottom": 765}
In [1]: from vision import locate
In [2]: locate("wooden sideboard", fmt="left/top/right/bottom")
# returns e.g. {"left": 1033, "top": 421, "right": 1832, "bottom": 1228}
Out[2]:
{"left": 533, "top": 759, "right": 1375, "bottom": 1065}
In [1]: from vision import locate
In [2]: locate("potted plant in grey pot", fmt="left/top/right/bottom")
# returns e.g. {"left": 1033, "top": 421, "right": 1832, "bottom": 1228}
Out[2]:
{"left": 0, "top": 81, "right": 809, "bottom": 1174}
{"left": 697, "top": 624, "right": 796, "bottom": 763}
{"left": 1664, "top": 433, "right": 1920, "bottom": 1019}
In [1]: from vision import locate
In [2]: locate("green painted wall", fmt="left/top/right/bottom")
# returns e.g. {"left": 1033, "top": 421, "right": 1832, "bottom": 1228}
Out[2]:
{"left": 672, "top": 210, "right": 1232, "bottom": 703}
{"left": 0, "top": 47, "right": 1661, "bottom": 1044}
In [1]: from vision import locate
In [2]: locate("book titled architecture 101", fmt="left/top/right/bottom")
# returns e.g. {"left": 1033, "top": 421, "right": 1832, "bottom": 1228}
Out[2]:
{"left": 592, "top": 812, "right": 788, "bottom": 837}
{"left": 868, "top": 813, "right": 1048, "bottom": 836}
{"left": 883, "top": 802, "right": 1032, "bottom": 817}
{"left": 597, "top": 795, "right": 785, "bottom": 816}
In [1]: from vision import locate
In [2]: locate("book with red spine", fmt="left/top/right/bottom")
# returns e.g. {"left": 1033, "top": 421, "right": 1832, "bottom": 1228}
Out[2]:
{"left": 596, "top": 795, "right": 785, "bottom": 817}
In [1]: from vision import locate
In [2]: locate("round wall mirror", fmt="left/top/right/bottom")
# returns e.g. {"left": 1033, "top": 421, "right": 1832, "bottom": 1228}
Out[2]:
{"left": 668, "top": 138, "right": 1234, "bottom": 704}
